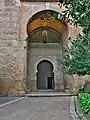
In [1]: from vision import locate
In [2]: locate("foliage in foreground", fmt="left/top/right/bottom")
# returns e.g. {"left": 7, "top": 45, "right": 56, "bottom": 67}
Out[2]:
{"left": 58, "top": 0, "right": 90, "bottom": 75}
{"left": 60, "top": 34, "right": 90, "bottom": 75}
{"left": 78, "top": 93, "right": 90, "bottom": 114}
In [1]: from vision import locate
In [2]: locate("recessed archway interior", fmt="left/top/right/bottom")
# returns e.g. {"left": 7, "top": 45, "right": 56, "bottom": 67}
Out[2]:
{"left": 26, "top": 10, "right": 69, "bottom": 91}
{"left": 27, "top": 10, "right": 69, "bottom": 42}
{"left": 28, "top": 27, "right": 61, "bottom": 43}
{"left": 37, "top": 60, "right": 54, "bottom": 90}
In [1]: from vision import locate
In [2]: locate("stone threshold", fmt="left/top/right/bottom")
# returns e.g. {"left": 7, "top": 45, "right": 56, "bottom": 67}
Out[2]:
{"left": 26, "top": 92, "right": 75, "bottom": 97}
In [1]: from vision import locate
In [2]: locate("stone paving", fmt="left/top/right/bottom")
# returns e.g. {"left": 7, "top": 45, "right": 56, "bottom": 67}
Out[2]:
{"left": 0, "top": 97, "right": 19, "bottom": 105}
{"left": 0, "top": 97, "right": 72, "bottom": 120}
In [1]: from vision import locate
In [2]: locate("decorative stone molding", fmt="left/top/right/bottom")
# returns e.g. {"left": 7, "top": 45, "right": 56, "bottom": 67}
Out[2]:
{"left": 29, "top": 43, "right": 61, "bottom": 48}
{"left": 45, "top": 3, "right": 51, "bottom": 9}
{"left": 35, "top": 56, "right": 56, "bottom": 73}
{"left": 15, "top": 0, "right": 21, "bottom": 6}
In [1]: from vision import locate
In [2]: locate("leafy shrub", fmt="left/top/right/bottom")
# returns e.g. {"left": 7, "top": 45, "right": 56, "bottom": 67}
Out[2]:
{"left": 78, "top": 93, "right": 90, "bottom": 114}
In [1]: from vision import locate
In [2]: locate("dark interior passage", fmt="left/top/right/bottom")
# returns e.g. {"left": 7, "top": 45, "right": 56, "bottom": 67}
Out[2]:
{"left": 37, "top": 60, "right": 54, "bottom": 89}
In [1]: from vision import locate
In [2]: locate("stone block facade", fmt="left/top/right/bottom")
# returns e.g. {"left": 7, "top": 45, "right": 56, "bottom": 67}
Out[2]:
{"left": 64, "top": 75, "right": 90, "bottom": 94}
{"left": 0, "top": 0, "right": 84, "bottom": 95}
{"left": 27, "top": 43, "right": 64, "bottom": 91}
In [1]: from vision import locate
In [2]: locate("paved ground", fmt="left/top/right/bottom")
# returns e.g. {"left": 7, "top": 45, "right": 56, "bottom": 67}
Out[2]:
{"left": 0, "top": 97, "right": 19, "bottom": 105}
{"left": 0, "top": 97, "right": 72, "bottom": 120}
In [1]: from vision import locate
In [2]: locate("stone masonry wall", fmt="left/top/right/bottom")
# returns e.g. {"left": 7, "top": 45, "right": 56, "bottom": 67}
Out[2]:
{"left": 20, "top": 2, "right": 82, "bottom": 94}
{"left": 64, "top": 75, "right": 90, "bottom": 94}
{"left": 0, "top": 0, "right": 25, "bottom": 95}
{"left": 0, "top": 1, "right": 82, "bottom": 95}
{"left": 27, "top": 43, "right": 64, "bottom": 91}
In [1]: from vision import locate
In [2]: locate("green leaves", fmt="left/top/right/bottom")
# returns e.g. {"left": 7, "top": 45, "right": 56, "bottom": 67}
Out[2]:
{"left": 59, "top": 0, "right": 90, "bottom": 116}
{"left": 78, "top": 93, "right": 90, "bottom": 114}
{"left": 53, "top": 13, "right": 63, "bottom": 20}
{"left": 58, "top": 0, "right": 90, "bottom": 75}
{"left": 60, "top": 0, "right": 90, "bottom": 34}
{"left": 61, "top": 34, "right": 90, "bottom": 75}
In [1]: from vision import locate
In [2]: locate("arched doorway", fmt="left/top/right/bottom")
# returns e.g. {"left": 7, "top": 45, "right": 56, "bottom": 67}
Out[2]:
{"left": 37, "top": 60, "right": 54, "bottom": 90}
{"left": 26, "top": 10, "right": 69, "bottom": 91}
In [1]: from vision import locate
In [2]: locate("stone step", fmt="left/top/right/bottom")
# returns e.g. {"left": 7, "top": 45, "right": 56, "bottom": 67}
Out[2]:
{"left": 26, "top": 92, "right": 74, "bottom": 97}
